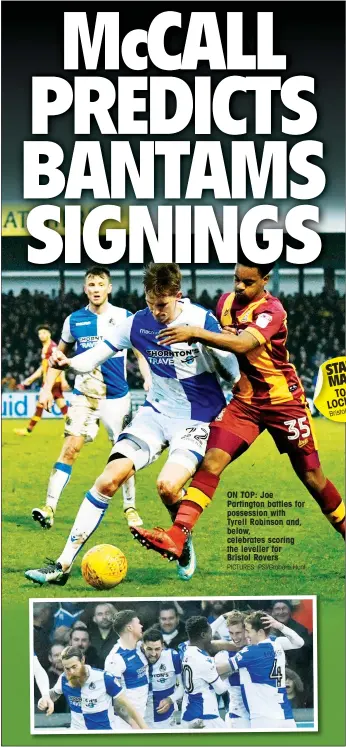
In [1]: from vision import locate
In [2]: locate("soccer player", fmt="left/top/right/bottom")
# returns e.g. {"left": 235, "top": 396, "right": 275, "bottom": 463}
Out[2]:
{"left": 32, "top": 266, "right": 150, "bottom": 530}
{"left": 132, "top": 258, "right": 345, "bottom": 561}
{"left": 213, "top": 610, "right": 250, "bottom": 729}
{"left": 104, "top": 610, "right": 149, "bottom": 720}
{"left": 181, "top": 616, "right": 229, "bottom": 729}
{"left": 41, "top": 644, "right": 147, "bottom": 730}
{"left": 142, "top": 627, "right": 183, "bottom": 729}
{"left": 221, "top": 610, "right": 303, "bottom": 729}
{"left": 25, "top": 263, "right": 239, "bottom": 584}
{"left": 14, "top": 325, "right": 69, "bottom": 436}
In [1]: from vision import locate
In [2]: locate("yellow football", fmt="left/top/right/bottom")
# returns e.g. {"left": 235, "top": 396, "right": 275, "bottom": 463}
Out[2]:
{"left": 81, "top": 544, "right": 128, "bottom": 589}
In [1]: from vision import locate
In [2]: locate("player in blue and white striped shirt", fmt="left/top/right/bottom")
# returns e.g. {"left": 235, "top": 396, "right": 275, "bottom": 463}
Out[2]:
{"left": 104, "top": 610, "right": 149, "bottom": 720}
{"left": 32, "top": 266, "right": 150, "bottom": 532}
{"left": 142, "top": 627, "right": 183, "bottom": 728}
{"left": 42, "top": 645, "right": 147, "bottom": 731}
{"left": 25, "top": 263, "right": 239, "bottom": 585}
{"left": 181, "top": 616, "right": 230, "bottom": 729}
{"left": 224, "top": 610, "right": 304, "bottom": 730}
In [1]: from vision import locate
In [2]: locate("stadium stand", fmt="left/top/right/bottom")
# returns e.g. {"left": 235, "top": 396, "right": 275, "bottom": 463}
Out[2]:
{"left": 2, "top": 288, "right": 345, "bottom": 398}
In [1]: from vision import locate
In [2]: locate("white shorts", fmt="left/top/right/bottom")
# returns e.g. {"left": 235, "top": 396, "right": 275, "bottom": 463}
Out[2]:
{"left": 112, "top": 405, "right": 210, "bottom": 473}
{"left": 181, "top": 716, "right": 225, "bottom": 730}
{"left": 65, "top": 392, "right": 131, "bottom": 444}
{"left": 225, "top": 712, "right": 251, "bottom": 729}
{"left": 251, "top": 717, "right": 296, "bottom": 730}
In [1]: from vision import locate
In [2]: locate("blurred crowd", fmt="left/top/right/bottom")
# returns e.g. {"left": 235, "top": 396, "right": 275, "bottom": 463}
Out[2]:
{"left": 2, "top": 287, "right": 345, "bottom": 396}
{"left": 33, "top": 598, "right": 314, "bottom": 715}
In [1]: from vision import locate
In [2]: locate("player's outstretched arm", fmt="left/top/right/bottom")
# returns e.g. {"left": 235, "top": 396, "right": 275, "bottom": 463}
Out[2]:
{"left": 115, "top": 693, "right": 148, "bottom": 729}
{"left": 208, "top": 639, "right": 238, "bottom": 654}
{"left": 23, "top": 365, "right": 43, "bottom": 387}
{"left": 157, "top": 325, "right": 260, "bottom": 354}
{"left": 51, "top": 341, "right": 119, "bottom": 374}
{"left": 33, "top": 654, "right": 51, "bottom": 698}
{"left": 37, "top": 695, "right": 55, "bottom": 716}
{"left": 51, "top": 317, "right": 132, "bottom": 374}
{"left": 261, "top": 614, "right": 305, "bottom": 650}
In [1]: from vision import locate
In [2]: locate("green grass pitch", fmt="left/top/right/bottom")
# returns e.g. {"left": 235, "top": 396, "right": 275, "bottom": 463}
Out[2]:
{"left": 2, "top": 418, "right": 344, "bottom": 602}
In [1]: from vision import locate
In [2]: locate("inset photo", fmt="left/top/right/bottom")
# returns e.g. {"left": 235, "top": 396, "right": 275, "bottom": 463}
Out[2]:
{"left": 30, "top": 596, "right": 317, "bottom": 734}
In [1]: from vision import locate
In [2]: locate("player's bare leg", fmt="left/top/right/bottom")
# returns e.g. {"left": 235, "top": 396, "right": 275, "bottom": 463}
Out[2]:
{"left": 290, "top": 458, "right": 345, "bottom": 538}
{"left": 156, "top": 463, "right": 197, "bottom": 580}
{"left": 131, "top": 452, "right": 231, "bottom": 566}
{"left": 32, "top": 435, "right": 85, "bottom": 529}
{"left": 25, "top": 455, "right": 135, "bottom": 585}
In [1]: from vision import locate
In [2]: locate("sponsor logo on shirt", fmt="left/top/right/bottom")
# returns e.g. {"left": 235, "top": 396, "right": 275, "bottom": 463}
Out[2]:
{"left": 140, "top": 328, "right": 156, "bottom": 335}
{"left": 146, "top": 349, "right": 198, "bottom": 366}
{"left": 255, "top": 313, "right": 272, "bottom": 329}
{"left": 76, "top": 321, "right": 91, "bottom": 326}
{"left": 84, "top": 697, "right": 98, "bottom": 708}
{"left": 69, "top": 695, "right": 82, "bottom": 706}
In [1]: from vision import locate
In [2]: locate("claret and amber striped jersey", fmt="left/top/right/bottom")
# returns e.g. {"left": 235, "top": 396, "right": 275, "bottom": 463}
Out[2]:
{"left": 216, "top": 291, "right": 304, "bottom": 407}
{"left": 41, "top": 340, "right": 62, "bottom": 384}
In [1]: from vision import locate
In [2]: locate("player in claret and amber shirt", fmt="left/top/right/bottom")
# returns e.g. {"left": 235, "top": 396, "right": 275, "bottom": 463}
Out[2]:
{"left": 132, "top": 259, "right": 345, "bottom": 562}
{"left": 14, "top": 324, "right": 69, "bottom": 436}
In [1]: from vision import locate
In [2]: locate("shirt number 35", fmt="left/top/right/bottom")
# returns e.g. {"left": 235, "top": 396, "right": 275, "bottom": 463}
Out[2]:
{"left": 284, "top": 417, "right": 311, "bottom": 440}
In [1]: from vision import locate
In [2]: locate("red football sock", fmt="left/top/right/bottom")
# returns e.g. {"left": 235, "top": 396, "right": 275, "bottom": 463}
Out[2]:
{"left": 190, "top": 470, "right": 220, "bottom": 499}
{"left": 60, "top": 403, "right": 68, "bottom": 416}
{"left": 319, "top": 480, "right": 345, "bottom": 537}
{"left": 27, "top": 404, "right": 44, "bottom": 432}
{"left": 167, "top": 471, "right": 220, "bottom": 548}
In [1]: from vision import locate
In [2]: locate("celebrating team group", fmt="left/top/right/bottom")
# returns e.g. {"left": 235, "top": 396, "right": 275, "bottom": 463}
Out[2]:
{"left": 36, "top": 607, "right": 305, "bottom": 731}
{"left": 25, "top": 260, "right": 345, "bottom": 587}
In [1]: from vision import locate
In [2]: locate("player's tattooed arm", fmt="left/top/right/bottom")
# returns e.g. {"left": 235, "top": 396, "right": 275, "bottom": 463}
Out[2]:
{"left": 48, "top": 688, "right": 61, "bottom": 702}
{"left": 115, "top": 694, "right": 148, "bottom": 729}
{"left": 157, "top": 326, "right": 260, "bottom": 354}
{"left": 113, "top": 699, "right": 133, "bottom": 725}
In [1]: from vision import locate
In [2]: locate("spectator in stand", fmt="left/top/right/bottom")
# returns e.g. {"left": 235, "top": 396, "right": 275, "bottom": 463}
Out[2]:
{"left": 158, "top": 603, "right": 187, "bottom": 651}
{"left": 1, "top": 372, "right": 17, "bottom": 391}
{"left": 2, "top": 288, "right": 345, "bottom": 393}
{"left": 285, "top": 668, "right": 307, "bottom": 709}
{"left": 33, "top": 603, "right": 52, "bottom": 671}
{"left": 70, "top": 622, "right": 102, "bottom": 668}
{"left": 88, "top": 603, "right": 119, "bottom": 666}
{"left": 52, "top": 626, "right": 72, "bottom": 646}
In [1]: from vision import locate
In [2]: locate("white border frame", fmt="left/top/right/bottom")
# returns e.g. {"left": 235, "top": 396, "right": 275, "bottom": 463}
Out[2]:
{"left": 30, "top": 595, "right": 318, "bottom": 735}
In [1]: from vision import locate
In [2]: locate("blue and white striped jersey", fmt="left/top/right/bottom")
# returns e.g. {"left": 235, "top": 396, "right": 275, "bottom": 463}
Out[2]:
{"left": 181, "top": 646, "right": 225, "bottom": 722}
{"left": 51, "top": 666, "right": 122, "bottom": 730}
{"left": 97, "top": 299, "right": 239, "bottom": 421}
{"left": 61, "top": 303, "right": 131, "bottom": 399}
{"left": 104, "top": 641, "right": 149, "bottom": 717}
{"left": 178, "top": 640, "right": 188, "bottom": 662}
{"left": 146, "top": 648, "right": 182, "bottom": 725}
{"left": 229, "top": 638, "right": 294, "bottom": 722}
{"left": 214, "top": 650, "right": 249, "bottom": 721}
